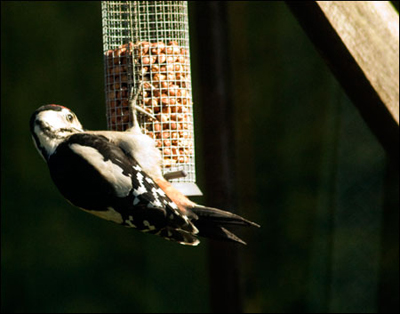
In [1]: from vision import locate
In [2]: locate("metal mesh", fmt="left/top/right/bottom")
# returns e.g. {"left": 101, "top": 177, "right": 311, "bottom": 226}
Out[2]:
{"left": 102, "top": 1, "right": 200, "bottom": 195}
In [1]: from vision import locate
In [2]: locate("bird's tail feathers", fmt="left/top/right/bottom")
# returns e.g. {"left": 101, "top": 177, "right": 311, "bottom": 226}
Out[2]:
{"left": 191, "top": 205, "right": 260, "bottom": 227}
{"left": 189, "top": 205, "right": 260, "bottom": 245}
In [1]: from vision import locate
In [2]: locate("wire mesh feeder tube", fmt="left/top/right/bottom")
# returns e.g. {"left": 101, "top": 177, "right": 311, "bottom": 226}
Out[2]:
{"left": 102, "top": 1, "right": 202, "bottom": 196}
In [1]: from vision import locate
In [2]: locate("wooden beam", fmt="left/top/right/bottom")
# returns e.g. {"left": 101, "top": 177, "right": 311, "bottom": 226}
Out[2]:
{"left": 286, "top": 1, "right": 399, "bottom": 159}
{"left": 192, "top": 2, "right": 243, "bottom": 313}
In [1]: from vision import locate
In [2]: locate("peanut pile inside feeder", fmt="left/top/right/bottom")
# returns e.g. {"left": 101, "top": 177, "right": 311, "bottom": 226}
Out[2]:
{"left": 105, "top": 41, "right": 194, "bottom": 168}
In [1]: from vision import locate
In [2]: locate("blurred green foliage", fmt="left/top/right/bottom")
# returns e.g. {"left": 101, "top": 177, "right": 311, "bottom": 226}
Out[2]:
{"left": 1, "top": 1, "right": 398, "bottom": 313}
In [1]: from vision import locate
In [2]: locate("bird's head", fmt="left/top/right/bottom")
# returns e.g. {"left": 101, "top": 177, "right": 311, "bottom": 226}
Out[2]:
{"left": 30, "top": 104, "right": 84, "bottom": 161}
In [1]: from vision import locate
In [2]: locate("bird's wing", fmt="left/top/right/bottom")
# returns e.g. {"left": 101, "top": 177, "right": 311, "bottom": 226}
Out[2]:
{"left": 48, "top": 132, "right": 198, "bottom": 243}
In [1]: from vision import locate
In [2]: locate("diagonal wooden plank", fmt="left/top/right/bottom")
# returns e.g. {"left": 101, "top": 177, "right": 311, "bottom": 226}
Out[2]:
{"left": 286, "top": 1, "right": 399, "bottom": 158}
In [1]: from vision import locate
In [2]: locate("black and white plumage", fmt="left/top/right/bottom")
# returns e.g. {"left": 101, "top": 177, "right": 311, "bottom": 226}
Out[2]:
{"left": 30, "top": 104, "right": 259, "bottom": 246}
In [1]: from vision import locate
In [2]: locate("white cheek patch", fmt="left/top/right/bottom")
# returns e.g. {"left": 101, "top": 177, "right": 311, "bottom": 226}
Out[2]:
{"left": 38, "top": 110, "right": 68, "bottom": 130}
{"left": 33, "top": 124, "right": 60, "bottom": 157}
{"left": 70, "top": 144, "right": 132, "bottom": 197}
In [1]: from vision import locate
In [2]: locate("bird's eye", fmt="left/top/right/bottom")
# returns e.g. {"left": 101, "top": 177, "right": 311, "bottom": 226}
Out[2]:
{"left": 66, "top": 114, "right": 74, "bottom": 122}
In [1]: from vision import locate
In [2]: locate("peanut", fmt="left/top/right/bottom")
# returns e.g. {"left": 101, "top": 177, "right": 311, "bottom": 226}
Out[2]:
{"left": 105, "top": 40, "right": 194, "bottom": 167}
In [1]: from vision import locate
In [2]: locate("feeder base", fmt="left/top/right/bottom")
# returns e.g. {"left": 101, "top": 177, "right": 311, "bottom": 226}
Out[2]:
{"left": 171, "top": 182, "right": 203, "bottom": 197}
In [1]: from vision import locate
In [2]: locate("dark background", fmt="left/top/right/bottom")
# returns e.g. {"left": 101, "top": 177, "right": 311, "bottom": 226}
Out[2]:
{"left": 1, "top": 1, "right": 398, "bottom": 313}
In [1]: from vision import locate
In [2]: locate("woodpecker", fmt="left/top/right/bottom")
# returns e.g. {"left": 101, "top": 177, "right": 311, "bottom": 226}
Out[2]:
{"left": 30, "top": 104, "right": 259, "bottom": 246}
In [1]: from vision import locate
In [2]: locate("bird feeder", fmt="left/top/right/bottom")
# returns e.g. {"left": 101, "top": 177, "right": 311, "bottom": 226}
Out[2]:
{"left": 101, "top": 1, "right": 202, "bottom": 196}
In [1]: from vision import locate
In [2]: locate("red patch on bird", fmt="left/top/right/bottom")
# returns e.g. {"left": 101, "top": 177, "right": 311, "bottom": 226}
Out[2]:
{"left": 48, "top": 104, "right": 70, "bottom": 110}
